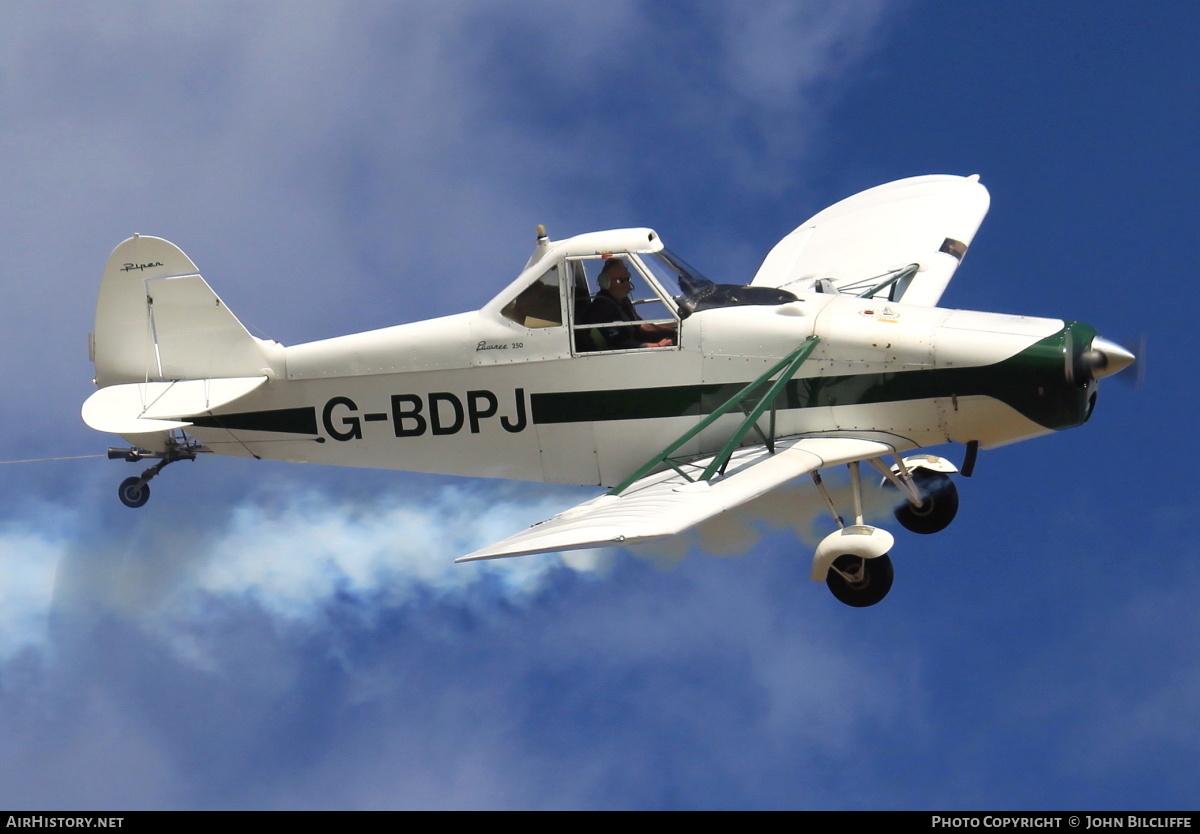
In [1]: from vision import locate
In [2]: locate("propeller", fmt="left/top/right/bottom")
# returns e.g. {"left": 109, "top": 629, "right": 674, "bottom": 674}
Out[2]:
{"left": 1118, "top": 333, "right": 1147, "bottom": 388}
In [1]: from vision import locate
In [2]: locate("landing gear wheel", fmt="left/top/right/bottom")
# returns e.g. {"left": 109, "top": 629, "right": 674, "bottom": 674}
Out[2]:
{"left": 825, "top": 553, "right": 893, "bottom": 607}
{"left": 118, "top": 477, "right": 150, "bottom": 509}
{"left": 891, "top": 471, "right": 958, "bottom": 535}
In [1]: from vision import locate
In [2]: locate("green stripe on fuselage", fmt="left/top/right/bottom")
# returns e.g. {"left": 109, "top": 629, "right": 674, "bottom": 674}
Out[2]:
{"left": 531, "top": 324, "right": 1094, "bottom": 431}
{"left": 189, "top": 407, "right": 319, "bottom": 435}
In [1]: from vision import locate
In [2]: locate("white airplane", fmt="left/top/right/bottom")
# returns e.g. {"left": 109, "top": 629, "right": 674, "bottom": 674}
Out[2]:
{"left": 82, "top": 174, "right": 1135, "bottom": 607}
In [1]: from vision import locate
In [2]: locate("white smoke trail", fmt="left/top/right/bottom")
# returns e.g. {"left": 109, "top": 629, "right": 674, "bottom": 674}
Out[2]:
{"left": 0, "top": 481, "right": 610, "bottom": 665}
{"left": 2, "top": 467, "right": 899, "bottom": 666}
{"left": 181, "top": 482, "right": 610, "bottom": 624}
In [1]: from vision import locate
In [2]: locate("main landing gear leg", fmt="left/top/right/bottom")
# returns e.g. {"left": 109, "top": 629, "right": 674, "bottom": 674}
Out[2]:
{"left": 109, "top": 436, "right": 201, "bottom": 508}
{"left": 810, "top": 460, "right": 896, "bottom": 608}
{"left": 808, "top": 452, "right": 964, "bottom": 606}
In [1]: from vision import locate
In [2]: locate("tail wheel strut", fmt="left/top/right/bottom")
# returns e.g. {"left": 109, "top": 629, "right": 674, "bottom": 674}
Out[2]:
{"left": 110, "top": 435, "right": 201, "bottom": 509}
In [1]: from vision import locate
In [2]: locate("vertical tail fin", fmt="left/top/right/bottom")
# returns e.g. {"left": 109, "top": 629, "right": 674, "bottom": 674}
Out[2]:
{"left": 92, "top": 235, "right": 271, "bottom": 386}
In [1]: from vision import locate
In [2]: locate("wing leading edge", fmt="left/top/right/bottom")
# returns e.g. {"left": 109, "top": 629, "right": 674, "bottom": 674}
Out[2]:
{"left": 457, "top": 435, "right": 904, "bottom": 562}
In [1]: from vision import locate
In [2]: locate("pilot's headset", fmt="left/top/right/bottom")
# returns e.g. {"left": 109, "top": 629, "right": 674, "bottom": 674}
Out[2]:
{"left": 598, "top": 258, "right": 634, "bottom": 291}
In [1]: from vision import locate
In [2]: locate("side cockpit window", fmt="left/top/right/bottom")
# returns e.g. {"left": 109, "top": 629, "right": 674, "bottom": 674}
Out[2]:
{"left": 571, "top": 255, "right": 679, "bottom": 353}
{"left": 501, "top": 264, "right": 563, "bottom": 328}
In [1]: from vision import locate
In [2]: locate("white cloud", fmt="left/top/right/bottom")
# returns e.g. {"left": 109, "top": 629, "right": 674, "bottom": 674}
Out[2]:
{"left": 0, "top": 517, "right": 68, "bottom": 659}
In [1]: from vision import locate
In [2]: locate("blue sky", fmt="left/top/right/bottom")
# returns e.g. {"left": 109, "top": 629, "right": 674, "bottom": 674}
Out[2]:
{"left": 0, "top": 1, "right": 1193, "bottom": 810}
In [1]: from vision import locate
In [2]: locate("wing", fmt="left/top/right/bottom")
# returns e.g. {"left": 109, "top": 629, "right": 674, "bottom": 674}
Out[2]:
{"left": 751, "top": 174, "right": 990, "bottom": 307}
{"left": 457, "top": 435, "right": 904, "bottom": 562}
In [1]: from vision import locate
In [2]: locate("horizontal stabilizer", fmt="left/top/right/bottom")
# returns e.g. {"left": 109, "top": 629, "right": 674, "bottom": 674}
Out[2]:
{"left": 82, "top": 376, "right": 267, "bottom": 435}
{"left": 458, "top": 436, "right": 898, "bottom": 562}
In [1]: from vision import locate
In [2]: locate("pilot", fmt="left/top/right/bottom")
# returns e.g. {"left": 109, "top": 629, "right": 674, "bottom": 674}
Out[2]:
{"left": 580, "top": 258, "right": 675, "bottom": 350}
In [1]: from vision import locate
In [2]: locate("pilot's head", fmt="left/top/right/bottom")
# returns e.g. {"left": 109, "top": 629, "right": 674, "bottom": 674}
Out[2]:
{"left": 598, "top": 258, "right": 633, "bottom": 296}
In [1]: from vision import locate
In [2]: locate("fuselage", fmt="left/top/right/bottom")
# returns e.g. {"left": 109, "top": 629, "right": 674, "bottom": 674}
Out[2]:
{"left": 178, "top": 291, "right": 1095, "bottom": 488}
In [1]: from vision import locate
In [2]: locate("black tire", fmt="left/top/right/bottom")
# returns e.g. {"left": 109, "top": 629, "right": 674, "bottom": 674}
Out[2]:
{"left": 891, "top": 470, "right": 958, "bottom": 535}
{"left": 118, "top": 476, "right": 150, "bottom": 509}
{"left": 825, "top": 553, "right": 894, "bottom": 607}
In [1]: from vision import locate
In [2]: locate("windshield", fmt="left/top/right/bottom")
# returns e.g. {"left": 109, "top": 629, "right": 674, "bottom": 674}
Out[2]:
{"left": 640, "top": 249, "right": 714, "bottom": 299}
{"left": 637, "top": 249, "right": 798, "bottom": 315}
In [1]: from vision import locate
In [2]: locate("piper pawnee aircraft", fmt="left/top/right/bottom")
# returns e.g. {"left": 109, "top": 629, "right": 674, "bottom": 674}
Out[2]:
{"left": 82, "top": 174, "right": 1135, "bottom": 607}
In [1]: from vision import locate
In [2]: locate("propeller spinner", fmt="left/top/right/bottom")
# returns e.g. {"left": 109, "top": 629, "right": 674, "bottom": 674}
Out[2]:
{"left": 1066, "top": 329, "right": 1137, "bottom": 385}
{"left": 1083, "top": 336, "right": 1137, "bottom": 379}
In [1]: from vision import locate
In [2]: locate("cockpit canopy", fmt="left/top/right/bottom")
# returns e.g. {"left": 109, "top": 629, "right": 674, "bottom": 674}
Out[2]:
{"left": 491, "top": 227, "right": 797, "bottom": 346}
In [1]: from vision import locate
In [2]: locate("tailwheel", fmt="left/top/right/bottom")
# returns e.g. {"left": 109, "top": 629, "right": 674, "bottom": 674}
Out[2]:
{"left": 891, "top": 470, "right": 958, "bottom": 535}
{"left": 108, "top": 434, "right": 202, "bottom": 509}
{"left": 825, "top": 553, "right": 894, "bottom": 607}
{"left": 118, "top": 477, "right": 150, "bottom": 509}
